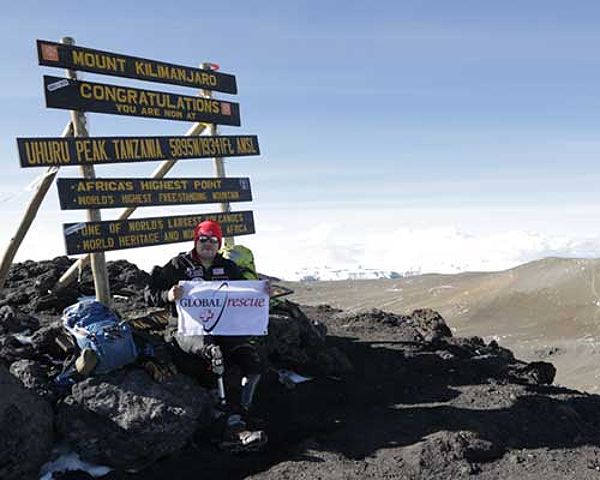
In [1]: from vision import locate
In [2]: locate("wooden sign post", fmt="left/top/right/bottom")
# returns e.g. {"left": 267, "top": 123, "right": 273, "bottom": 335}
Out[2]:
{"left": 202, "top": 62, "right": 234, "bottom": 248}
{"left": 61, "top": 37, "right": 111, "bottom": 305}
{"left": 54, "top": 121, "right": 210, "bottom": 289}
{"left": 2, "top": 38, "right": 262, "bottom": 300}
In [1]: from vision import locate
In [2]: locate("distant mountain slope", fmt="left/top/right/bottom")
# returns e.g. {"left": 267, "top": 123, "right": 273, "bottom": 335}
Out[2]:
{"left": 285, "top": 257, "right": 600, "bottom": 393}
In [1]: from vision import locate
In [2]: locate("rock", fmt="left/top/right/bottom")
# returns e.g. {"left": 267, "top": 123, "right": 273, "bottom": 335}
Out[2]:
{"left": 109, "top": 260, "right": 151, "bottom": 289}
{"left": 263, "top": 303, "right": 352, "bottom": 376}
{"left": 79, "top": 260, "right": 150, "bottom": 298}
{"left": 310, "top": 346, "right": 354, "bottom": 376}
{"left": 56, "top": 369, "right": 212, "bottom": 470}
{"left": 30, "top": 322, "right": 68, "bottom": 358}
{"left": 5, "top": 291, "right": 29, "bottom": 306}
{"left": 0, "top": 305, "right": 40, "bottom": 334}
{"left": 0, "top": 334, "right": 35, "bottom": 366}
{"left": 443, "top": 336, "right": 501, "bottom": 360}
{"left": 339, "top": 309, "right": 425, "bottom": 342}
{"left": 0, "top": 256, "right": 148, "bottom": 315}
{"left": 410, "top": 308, "right": 453, "bottom": 342}
{"left": 34, "top": 271, "right": 59, "bottom": 295}
{"left": 33, "top": 287, "right": 81, "bottom": 314}
{"left": 9, "top": 359, "right": 58, "bottom": 401}
{"left": 0, "top": 365, "right": 53, "bottom": 480}
{"left": 3, "top": 258, "right": 74, "bottom": 314}
{"left": 506, "top": 361, "right": 556, "bottom": 385}
{"left": 401, "top": 430, "right": 503, "bottom": 477}
{"left": 265, "top": 313, "right": 311, "bottom": 368}
{"left": 486, "top": 339, "right": 515, "bottom": 359}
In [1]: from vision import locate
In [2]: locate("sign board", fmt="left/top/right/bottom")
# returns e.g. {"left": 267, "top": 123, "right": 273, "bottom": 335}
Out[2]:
{"left": 17, "top": 135, "right": 259, "bottom": 167}
{"left": 44, "top": 75, "right": 241, "bottom": 125}
{"left": 37, "top": 40, "right": 237, "bottom": 94}
{"left": 57, "top": 177, "right": 252, "bottom": 210}
{"left": 63, "top": 210, "right": 255, "bottom": 255}
{"left": 177, "top": 280, "right": 269, "bottom": 336}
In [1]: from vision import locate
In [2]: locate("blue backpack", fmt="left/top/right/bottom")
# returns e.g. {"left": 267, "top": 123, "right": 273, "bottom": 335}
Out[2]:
{"left": 62, "top": 300, "right": 138, "bottom": 375}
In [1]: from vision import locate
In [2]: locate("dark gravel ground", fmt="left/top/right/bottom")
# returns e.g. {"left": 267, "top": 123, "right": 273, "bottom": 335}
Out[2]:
{"left": 100, "top": 305, "right": 600, "bottom": 480}
{"left": 5, "top": 258, "right": 600, "bottom": 479}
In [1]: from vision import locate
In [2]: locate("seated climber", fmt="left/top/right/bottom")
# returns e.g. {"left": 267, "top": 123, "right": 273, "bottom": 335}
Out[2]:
{"left": 144, "top": 220, "right": 267, "bottom": 452}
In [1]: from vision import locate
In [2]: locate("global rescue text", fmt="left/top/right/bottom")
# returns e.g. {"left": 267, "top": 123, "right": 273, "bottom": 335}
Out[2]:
{"left": 72, "top": 213, "right": 251, "bottom": 252}
{"left": 180, "top": 297, "right": 266, "bottom": 308}
{"left": 21, "top": 136, "right": 258, "bottom": 166}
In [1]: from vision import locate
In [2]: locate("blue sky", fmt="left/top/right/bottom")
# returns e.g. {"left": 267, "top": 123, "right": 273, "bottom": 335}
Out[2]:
{"left": 2, "top": 1, "right": 600, "bottom": 278}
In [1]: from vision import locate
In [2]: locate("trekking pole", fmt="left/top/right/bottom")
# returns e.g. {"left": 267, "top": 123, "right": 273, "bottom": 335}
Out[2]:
{"left": 217, "top": 375, "right": 227, "bottom": 407}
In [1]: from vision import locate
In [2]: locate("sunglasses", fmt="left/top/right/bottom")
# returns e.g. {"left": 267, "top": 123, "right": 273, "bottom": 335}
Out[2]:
{"left": 198, "top": 235, "right": 220, "bottom": 245}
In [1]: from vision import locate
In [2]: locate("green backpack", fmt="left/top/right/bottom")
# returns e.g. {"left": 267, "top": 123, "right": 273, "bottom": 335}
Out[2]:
{"left": 221, "top": 244, "right": 294, "bottom": 302}
{"left": 221, "top": 244, "right": 259, "bottom": 280}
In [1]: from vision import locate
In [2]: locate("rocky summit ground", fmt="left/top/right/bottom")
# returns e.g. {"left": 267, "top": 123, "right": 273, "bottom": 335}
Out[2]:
{"left": 285, "top": 257, "right": 600, "bottom": 394}
{"left": 3, "top": 258, "right": 600, "bottom": 479}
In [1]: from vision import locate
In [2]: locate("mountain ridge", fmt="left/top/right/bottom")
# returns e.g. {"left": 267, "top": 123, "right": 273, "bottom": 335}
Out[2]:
{"left": 285, "top": 256, "right": 600, "bottom": 393}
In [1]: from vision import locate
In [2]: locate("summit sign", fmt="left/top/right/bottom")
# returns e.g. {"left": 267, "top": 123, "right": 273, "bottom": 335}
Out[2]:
{"left": 63, "top": 210, "right": 255, "bottom": 255}
{"left": 17, "top": 135, "right": 260, "bottom": 167}
{"left": 44, "top": 76, "right": 241, "bottom": 125}
{"left": 37, "top": 40, "right": 237, "bottom": 94}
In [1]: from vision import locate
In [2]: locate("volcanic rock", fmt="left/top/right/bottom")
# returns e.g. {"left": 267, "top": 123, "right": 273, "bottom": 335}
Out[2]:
{"left": 410, "top": 308, "right": 453, "bottom": 342}
{"left": 0, "top": 305, "right": 39, "bottom": 334}
{"left": 0, "top": 333, "right": 34, "bottom": 366}
{"left": 401, "top": 430, "right": 504, "bottom": 476}
{"left": 0, "top": 365, "right": 53, "bottom": 480}
{"left": 9, "top": 359, "right": 57, "bottom": 402}
{"left": 4, "top": 257, "right": 600, "bottom": 479}
{"left": 56, "top": 369, "right": 212, "bottom": 470}
{"left": 261, "top": 300, "right": 352, "bottom": 376}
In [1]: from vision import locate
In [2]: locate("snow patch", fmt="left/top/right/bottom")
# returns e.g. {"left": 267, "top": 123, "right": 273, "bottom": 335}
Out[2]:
{"left": 39, "top": 446, "right": 111, "bottom": 479}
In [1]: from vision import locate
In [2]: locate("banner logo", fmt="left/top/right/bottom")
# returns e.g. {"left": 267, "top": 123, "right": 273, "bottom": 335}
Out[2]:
{"left": 177, "top": 280, "right": 269, "bottom": 336}
{"left": 199, "top": 281, "right": 229, "bottom": 333}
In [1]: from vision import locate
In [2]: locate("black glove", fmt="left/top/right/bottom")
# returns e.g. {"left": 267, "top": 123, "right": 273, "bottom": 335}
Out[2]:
{"left": 142, "top": 358, "right": 177, "bottom": 383}
{"left": 129, "top": 310, "right": 170, "bottom": 332}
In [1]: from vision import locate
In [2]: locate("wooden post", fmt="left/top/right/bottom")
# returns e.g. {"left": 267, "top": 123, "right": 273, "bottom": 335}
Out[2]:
{"left": 61, "top": 36, "right": 111, "bottom": 305}
{"left": 0, "top": 121, "right": 73, "bottom": 290}
{"left": 202, "top": 62, "right": 234, "bottom": 248}
{"left": 54, "top": 121, "right": 208, "bottom": 289}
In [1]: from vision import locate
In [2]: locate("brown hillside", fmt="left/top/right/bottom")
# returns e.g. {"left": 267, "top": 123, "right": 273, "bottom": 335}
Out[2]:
{"left": 285, "top": 257, "right": 600, "bottom": 393}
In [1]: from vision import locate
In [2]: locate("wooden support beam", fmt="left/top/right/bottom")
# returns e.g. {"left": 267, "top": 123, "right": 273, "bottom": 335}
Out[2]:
{"left": 55, "top": 121, "right": 208, "bottom": 289}
{"left": 0, "top": 121, "right": 73, "bottom": 291}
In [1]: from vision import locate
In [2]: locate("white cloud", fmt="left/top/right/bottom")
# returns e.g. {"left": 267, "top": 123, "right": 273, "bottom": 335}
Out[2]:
{"left": 3, "top": 202, "right": 600, "bottom": 282}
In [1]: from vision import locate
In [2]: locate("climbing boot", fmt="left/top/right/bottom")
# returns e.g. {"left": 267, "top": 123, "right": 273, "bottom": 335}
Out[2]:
{"left": 75, "top": 348, "right": 98, "bottom": 376}
{"left": 218, "top": 414, "right": 268, "bottom": 453}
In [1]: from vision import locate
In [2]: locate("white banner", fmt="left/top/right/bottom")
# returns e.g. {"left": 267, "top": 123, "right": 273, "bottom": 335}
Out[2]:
{"left": 176, "top": 280, "right": 269, "bottom": 336}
